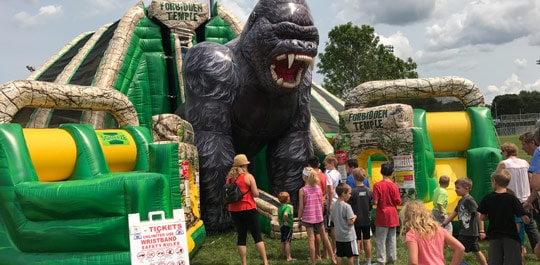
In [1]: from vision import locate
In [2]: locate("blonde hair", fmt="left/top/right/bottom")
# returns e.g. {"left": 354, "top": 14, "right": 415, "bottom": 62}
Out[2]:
{"left": 303, "top": 167, "right": 319, "bottom": 187}
{"left": 400, "top": 200, "right": 440, "bottom": 238}
{"left": 353, "top": 168, "right": 366, "bottom": 182}
{"left": 491, "top": 169, "right": 511, "bottom": 187}
{"left": 227, "top": 164, "right": 248, "bottom": 181}
{"left": 455, "top": 178, "right": 472, "bottom": 190}
{"left": 324, "top": 155, "right": 337, "bottom": 167}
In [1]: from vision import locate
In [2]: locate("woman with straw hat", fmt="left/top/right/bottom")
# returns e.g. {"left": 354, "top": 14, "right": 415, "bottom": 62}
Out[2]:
{"left": 227, "top": 154, "right": 269, "bottom": 265}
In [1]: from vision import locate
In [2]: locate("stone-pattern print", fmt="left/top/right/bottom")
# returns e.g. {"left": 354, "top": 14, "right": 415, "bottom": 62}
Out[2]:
{"left": 345, "top": 76, "right": 485, "bottom": 110}
{"left": 153, "top": 114, "right": 200, "bottom": 229}
{"left": 152, "top": 113, "right": 195, "bottom": 144}
{"left": 334, "top": 103, "right": 416, "bottom": 203}
{"left": 0, "top": 80, "right": 139, "bottom": 126}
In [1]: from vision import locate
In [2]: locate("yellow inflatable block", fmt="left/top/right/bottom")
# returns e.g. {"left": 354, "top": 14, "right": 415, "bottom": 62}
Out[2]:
{"left": 23, "top": 129, "right": 77, "bottom": 181}
{"left": 96, "top": 130, "right": 137, "bottom": 172}
{"left": 426, "top": 112, "right": 471, "bottom": 152}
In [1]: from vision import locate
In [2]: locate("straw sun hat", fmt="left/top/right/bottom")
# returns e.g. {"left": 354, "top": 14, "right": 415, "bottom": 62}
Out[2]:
{"left": 233, "top": 154, "right": 250, "bottom": 167}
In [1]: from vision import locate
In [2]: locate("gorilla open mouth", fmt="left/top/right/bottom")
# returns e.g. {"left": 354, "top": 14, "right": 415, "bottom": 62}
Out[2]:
{"left": 270, "top": 53, "right": 315, "bottom": 89}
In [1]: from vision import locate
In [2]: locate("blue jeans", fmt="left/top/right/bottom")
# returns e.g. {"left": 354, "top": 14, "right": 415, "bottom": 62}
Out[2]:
{"left": 525, "top": 210, "right": 539, "bottom": 249}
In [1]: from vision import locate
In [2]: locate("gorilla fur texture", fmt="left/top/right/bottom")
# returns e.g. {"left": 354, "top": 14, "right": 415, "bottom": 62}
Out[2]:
{"left": 183, "top": 0, "right": 319, "bottom": 232}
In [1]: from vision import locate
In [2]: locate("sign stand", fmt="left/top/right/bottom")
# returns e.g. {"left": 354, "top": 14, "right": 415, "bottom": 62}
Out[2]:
{"left": 129, "top": 209, "right": 190, "bottom": 265}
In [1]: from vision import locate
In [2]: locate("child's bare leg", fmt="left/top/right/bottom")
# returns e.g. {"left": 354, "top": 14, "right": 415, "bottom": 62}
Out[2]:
{"left": 474, "top": 250, "right": 487, "bottom": 265}
{"left": 307, "top": 227, "right": 317, "bottom": 265}
{"left": 285, "top": 242, "right": 294, "bottom": 261}
{"left": 315, "top": 232, "right": 322, "bottom": 260}
{"left": 319, "top": 224, "right": 337, "bottom": 264}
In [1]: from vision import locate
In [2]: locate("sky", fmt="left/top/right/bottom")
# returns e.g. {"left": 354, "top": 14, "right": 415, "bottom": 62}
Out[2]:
{"left": 0, "top": 0, "right": 539, "bottom": 104}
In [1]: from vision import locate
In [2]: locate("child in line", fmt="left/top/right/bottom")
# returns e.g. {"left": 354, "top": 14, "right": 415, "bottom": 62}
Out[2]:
{"left": 373, "top": 162, "right": 401, "bottom": 264}
{"left": 346, "top": 159, "right": 371, "bottom": 189}
{"left": 432, "top": 175, "right": 452, "bottom": 232}
{"left": 298, "top": 167, "right": 337, "bottom": 265}
{"left": 477, "top": 169, "right": 530, "bottom": 265}
{"left": 325, "top": 155, "right": 341, "bottom": 251}
{"left": 348, "top": 168, "right": 373, "bottom": 265}
{"left": 331, "top": 183, "right": 358, "bottom": 265}
{"left": 278, "top": 191, "right": 294, "bottom": 262}
{"left": 400, "top": 200, "right": 465, "bottom": 265}
{"left": 307, "top": 155, "right": 331, "bottom": 261}
{"left": 442, "top": 178, "right": 487, "bottom": 265}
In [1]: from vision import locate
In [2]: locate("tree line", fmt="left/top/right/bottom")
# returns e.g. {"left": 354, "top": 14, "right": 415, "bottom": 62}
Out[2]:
{"left": 490, "top": 91, "right": 540, "bottom": 118}
{"left": 317, "top": 23, "right": 535, "bottom": 117}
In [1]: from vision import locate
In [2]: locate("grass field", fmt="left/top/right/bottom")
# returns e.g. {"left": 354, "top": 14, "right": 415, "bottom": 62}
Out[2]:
{"left": 191, "top": 230, "right": 540, "bottom": 265}
{"left": 191, "top": 134, "right": 540, "bottom": 264}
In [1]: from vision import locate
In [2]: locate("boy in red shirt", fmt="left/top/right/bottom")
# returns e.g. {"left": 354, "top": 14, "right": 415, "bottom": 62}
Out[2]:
{"left": 373, "top": 163, "right": 401, "bottom": 265}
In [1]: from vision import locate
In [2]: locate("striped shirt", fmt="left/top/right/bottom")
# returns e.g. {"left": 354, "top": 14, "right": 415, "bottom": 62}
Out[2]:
{"left": 301, "top": 185, "right": 323, "bottom": 224}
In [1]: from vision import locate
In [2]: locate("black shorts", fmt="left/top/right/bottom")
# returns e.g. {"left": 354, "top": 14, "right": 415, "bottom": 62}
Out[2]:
{"left": 354, "top": 224, "right": 371, "bottom": 240}
{"left": 335, "top": 241, "right": 359, "bottom": 258}
{"left": 458, "top": 235, "right": 481, "bottom": 253}
{"left": 281, "top": 226, "right": 292, "bottom": 242}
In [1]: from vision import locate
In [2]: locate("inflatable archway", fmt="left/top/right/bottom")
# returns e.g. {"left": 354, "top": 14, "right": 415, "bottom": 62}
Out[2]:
{"left": 334, "top": 76, "right": 502, "bottom": 212}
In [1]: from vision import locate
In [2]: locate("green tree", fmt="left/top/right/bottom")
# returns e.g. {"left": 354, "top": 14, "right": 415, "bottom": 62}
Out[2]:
{"left": 519, "top": 91, "right": 540, "bottom": 113}
{"left": 491, "top": 94, "right": 524, "bottom": 117}
{"left": 317, "top": 23, "right": 418, "bottom": 99}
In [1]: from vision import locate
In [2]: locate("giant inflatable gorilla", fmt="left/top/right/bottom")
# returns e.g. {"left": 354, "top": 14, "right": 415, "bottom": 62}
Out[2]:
{"left": 183, "top": 0, "right": 318, "bottom": 232}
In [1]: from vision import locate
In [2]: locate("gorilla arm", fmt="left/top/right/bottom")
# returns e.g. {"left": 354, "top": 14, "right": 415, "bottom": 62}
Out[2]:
{"left": 183, "top": 42, "right": 239, "bottom": 232}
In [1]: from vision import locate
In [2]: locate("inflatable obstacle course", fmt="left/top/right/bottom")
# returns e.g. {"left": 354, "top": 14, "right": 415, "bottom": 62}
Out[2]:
{"left": 334, "top": 77, "right": 501, "bottom": 212}
{"left": 0, "top": 123, "right": 182, "bottom": 264}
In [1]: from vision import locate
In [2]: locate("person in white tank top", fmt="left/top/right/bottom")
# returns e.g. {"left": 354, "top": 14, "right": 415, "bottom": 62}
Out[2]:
{"left": 497, "top": 142, "right": 530, "bottom": 203}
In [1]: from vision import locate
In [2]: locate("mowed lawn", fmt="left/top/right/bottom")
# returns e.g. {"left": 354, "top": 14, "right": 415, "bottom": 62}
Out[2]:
{"left": 191, "top": 134, "right": 540, "bottom": 264}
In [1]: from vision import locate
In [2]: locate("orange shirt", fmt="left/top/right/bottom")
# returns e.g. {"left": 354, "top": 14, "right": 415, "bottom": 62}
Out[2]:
{"left": 228, "top": 173, "right": 257, "bottom": 212}
{"left": 317, "top": 171, "right": 327, "bottom": 205}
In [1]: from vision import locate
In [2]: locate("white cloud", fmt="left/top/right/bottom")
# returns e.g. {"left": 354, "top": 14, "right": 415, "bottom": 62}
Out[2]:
{"left": 13, "top": 5, "right": 63, "bottom": 29}
{"left": 485, "top": 74, "right": 540, "bottom": 103}
{"left": 426, "top": 0, "right": 540, "bottom": 51}
{"left": 333, "top": 0, "right": 435, "bottom": 26}
{"left": 499, "top": 74, "right": 523, "bottom": 95}
{"left": 514, "top": 58, "right": 527, "bottom": 69}
{"left": 218, "top": 0, "right": 255, "bottom": 23}
{"left": 378, "top": 32, "right": 414, "bottom": 59}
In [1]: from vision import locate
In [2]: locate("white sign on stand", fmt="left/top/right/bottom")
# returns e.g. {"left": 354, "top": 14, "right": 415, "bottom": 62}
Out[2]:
{"left": 129, "top": 209, "right": 190, "bottom": 265}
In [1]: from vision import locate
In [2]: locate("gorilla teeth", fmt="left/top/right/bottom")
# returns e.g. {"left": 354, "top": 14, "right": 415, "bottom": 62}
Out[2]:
{"left": 275, "top": 53, "right": 314, "bottom": 68}
{"left": 271, "top": 53, "right": 314, "bottom": 89}
{"left": 288, "top": 54, "right": 295, "bottom": 69}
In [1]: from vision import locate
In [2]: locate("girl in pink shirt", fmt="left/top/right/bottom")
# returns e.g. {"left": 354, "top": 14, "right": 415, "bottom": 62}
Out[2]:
{"left": 400, "top": 200, "right": 464, "bottom": 265}
{"left": 298, "top": 167, "right": 337, "bottom": 265}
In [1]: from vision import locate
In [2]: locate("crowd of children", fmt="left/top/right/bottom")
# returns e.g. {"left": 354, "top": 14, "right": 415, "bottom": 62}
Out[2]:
{"left": 273, "top": 140, "right": 540, "bottom": 265}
